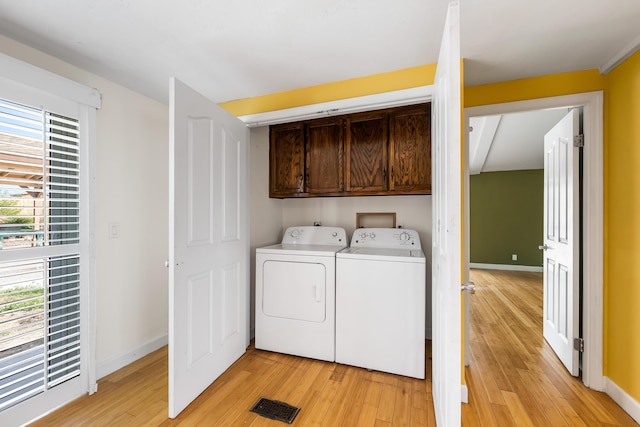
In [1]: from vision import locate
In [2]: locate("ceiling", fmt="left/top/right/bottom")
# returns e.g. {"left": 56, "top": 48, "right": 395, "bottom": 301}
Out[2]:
{"left": 0, "top": 0, "right": 639, "bottom": 106}
{"left": 469, "top": 109, "right": 570, "bottom": 174}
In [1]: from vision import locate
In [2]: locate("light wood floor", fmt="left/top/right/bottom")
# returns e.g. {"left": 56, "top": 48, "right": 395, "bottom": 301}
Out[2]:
{"left": 30, "top": 269, "right": 638, "bottom": 426}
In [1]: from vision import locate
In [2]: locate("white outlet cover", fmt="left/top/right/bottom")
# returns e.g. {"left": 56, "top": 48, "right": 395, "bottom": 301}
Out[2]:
{"left": 109, "top": 222, "right": 120, "bottom": 239}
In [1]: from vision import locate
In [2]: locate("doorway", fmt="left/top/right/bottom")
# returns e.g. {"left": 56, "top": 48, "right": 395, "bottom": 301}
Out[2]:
{"left": 464, "top": 91, "right": 604, "bottom": 391}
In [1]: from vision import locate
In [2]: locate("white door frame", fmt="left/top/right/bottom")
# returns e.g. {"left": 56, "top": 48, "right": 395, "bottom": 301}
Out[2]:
{"left": 463, "top": 91, "right": 604, "bottom": 391}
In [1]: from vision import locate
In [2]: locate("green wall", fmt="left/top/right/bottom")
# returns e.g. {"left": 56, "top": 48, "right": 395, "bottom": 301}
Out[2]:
{"left": 470, "top": 169, "right": 543, "bottom": 266}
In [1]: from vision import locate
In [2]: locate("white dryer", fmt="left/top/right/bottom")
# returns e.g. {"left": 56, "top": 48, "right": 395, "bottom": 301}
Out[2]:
{"left": 255, "top": 226, "right": 347, "bottom": 361}
{"left": 336, "top": 228, "right": 426, "bottom": 378}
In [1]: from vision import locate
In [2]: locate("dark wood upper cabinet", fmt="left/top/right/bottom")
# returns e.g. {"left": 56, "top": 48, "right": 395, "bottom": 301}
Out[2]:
{"left": 345, "top": 111, "right": 388, "bottom": 193}
{"left": 305, "top": 117, "right": 344, "bottom": 194}
{"left": 269, "top": 103, "right": 431, "bottom": 198}
{"left": 389, "top": 104, "right": 431, "bottom": 193}
{"left": 269, "top": 122, "right": 305, "bottom": 197}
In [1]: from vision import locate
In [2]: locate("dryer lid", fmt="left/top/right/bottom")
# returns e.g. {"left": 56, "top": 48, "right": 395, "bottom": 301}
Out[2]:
{"left": 257, "top": 243, "right": 346, "bottom": 256}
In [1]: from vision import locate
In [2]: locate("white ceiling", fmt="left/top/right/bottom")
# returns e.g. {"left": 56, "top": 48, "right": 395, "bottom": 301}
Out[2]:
{"left": 0, "top": 0, "right": 639, "bottom": 105}
{"left": 469, "top": 109, "right": 570, "bottom": 174}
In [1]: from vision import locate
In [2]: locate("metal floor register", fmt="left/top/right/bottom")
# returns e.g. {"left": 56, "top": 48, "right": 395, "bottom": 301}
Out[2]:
{"left": 250, "top": 397, "right": 301, "bottom": 424}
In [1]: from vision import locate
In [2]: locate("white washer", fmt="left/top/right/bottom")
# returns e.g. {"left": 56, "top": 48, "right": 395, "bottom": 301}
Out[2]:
{"left": 336, "top": 228, "right": 426, "bottom": 378}
{"left": 255, "top": 226, "right": 347, "bottom": 361}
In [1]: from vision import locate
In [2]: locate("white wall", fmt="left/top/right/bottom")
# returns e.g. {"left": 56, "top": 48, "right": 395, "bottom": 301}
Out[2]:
{"left": 0, "top": 36, "right": 169, "bottom": 375}
{"left": 249, "top": 126, "right": 283, "bottom": 334}
{"left": 249, "top": 126, "right": 433, "bottom": 337}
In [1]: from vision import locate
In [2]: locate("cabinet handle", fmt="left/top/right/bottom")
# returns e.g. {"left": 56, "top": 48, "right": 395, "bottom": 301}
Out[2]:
{"left": 383, "top": 167, "right": 387, "bottom": 179}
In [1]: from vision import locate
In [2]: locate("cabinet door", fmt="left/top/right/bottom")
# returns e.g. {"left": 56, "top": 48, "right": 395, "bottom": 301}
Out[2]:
{"left": 389, "top": 104, "right": 431, "bottom": 194}
{"left": 305, "top": 117, "right": 344, "bottom": 194}
{"left": 345, "top": 111, "right": 388, "bottom": 193}
{"left": 269, "top": 123, "right": 305, "bottom": 197}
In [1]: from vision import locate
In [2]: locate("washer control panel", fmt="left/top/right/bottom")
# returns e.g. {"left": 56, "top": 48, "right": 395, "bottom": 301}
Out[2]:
{"left": 350, "top": 228, "right": 421, "bottom": 249}
{"left": 281, "top": 226, "right": 347, "bottom": 245}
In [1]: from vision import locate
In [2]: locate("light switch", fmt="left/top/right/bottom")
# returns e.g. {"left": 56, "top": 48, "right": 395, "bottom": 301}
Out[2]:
{"left": 109, "top": 222, "right": 120, "bottom": 239}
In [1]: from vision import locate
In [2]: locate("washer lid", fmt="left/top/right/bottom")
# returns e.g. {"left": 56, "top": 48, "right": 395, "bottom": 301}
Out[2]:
{"left": 257, "top": 243, "right": 347, "bottom": 256}
{"left": 337, "top": 246, "right": 425, "bottom": 262}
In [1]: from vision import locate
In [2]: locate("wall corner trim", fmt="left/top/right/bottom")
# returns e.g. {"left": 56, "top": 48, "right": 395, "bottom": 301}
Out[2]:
{"left": 599, "top": 34, "right": 640, "bottom": 74}
{"left": 604, "top": 377, "right": 640, "bottom": 424}
{"left": 96, "top": 335, "right": 168, "bottom": 380}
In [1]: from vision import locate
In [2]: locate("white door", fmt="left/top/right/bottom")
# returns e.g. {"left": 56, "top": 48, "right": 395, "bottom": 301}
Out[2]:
{"left": 542, "top": 109, "right": 579, "bottom": 376}
{"left": 431, "top": 1, "right": 462, "bottom": 425}
{"left": 169, "top": 78, "right": 250, "bottom": 418}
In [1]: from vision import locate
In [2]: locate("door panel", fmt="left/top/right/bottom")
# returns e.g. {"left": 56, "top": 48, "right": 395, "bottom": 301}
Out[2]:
{"left": 169, "top": 77, "right": 249, "bottom": 418}
{"left": 187, "top": 271, "right": 214, "bottom": 365}
{"left": 345, "top": 111, "right": 388, "bottom": 192}
{"left": 542, "top": 109, "right": 579, "bottom": 376}
{"left": 306, "top": 117, "right": 343, "bottom": 193}
{"left": 431, "top": 2, "right": 462, "bottom": 425}
{"left": 223, "top": 133, "right": 240, "bottom": 240}
{"left": 390, "top": 104, "right": 431, "bottom": 192}
{"left": 222, "top": 263, "right": 241, "bottom": 342}
{"left": 269, "top": 123, "right": 305, "bottom": 196}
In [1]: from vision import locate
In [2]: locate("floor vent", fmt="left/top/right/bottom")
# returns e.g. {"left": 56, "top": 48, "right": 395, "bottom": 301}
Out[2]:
{"left": 250, "top": 397, "right": 300, "bottom": 424}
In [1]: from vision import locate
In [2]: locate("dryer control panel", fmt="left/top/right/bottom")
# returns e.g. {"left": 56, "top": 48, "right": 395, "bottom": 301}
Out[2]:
{"left": 282, "top": 226, "right": 347, "bottom": 245}
{"left": 350, "top": 228, "right": 421, "bottom": 249}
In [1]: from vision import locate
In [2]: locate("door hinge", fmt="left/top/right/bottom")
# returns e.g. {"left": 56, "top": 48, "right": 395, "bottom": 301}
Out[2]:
{"left": 574, "top": 134, "right": 584, "bottom": 148}
{"left": 573, "top": 337, "right": 584, "bottom": 352}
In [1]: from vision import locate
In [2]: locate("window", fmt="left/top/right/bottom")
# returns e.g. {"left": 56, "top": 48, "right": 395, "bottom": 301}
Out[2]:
{"left": 0, "top": 53, "right": 99, "bottom": 425}
{"left": 0, "top": 98, "right": 81, "bottom": 411}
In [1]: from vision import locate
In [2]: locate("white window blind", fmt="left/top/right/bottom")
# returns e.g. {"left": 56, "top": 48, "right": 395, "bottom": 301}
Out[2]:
{"left": 0, "top": 99, "right": 80, "bottom": 248}
{"left": 0, "top": 98, "right": 81, "bottom": 412}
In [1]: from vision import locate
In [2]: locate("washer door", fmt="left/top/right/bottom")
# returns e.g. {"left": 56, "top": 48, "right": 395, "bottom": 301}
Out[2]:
{"left": 262, "top": 260, "right": 326, "bottom": 322}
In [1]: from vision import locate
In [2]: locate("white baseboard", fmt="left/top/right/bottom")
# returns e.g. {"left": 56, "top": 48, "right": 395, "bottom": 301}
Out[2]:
{"left": 605, "top": 377, "right": 640, "bottom": 424}
{"left": 96, "top": 334, "right": 168, "bottom": 380}
{"left": 470, "top": 263, "right": 543, "bottom": 273}
{"left": 461, "top": 384, "right": 469, "bottom": 403}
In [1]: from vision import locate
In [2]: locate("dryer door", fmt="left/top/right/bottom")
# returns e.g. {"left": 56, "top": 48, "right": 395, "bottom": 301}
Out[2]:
{"left": 262, "top": 261, "right": 326, "bottom": 322}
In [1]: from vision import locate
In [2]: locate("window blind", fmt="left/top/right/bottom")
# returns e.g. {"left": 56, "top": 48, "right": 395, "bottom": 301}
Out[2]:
{"left": 0, "top": 98, "right": 81, "bottom": 411}
{"left": 0, "top": 99, "right": 80, "bottom": 249}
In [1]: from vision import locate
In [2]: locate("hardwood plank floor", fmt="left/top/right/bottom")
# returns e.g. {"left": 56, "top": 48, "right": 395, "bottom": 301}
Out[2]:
{"left": 29, "top": 269, "right": 638, "bottom": 426}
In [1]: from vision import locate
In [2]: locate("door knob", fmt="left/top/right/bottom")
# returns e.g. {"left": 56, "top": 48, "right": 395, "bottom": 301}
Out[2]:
{"left": 461, "top": 282, "right": 476, "bottom": 294}
{"left": 538, "top": 244, "right": 550, "bottom": 251}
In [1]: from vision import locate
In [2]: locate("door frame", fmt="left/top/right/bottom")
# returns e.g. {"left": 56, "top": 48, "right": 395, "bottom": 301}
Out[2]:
{"left": 463, "top": 91, "right": 604, "bottom": 391}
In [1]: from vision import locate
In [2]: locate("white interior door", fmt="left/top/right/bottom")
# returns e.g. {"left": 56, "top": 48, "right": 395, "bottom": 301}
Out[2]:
{"left": 169, "top": 77, "right": 250, "bottom": 418}
{"left": 431, "top": 1, "right": 462, "bottom": 425}
{"left": 542, "top": 109, "right": 579, "bottom": 376}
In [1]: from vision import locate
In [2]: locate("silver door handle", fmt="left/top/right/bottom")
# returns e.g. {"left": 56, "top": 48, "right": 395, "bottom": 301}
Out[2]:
{"left": 461, "top": 282, "right": 476, "bottom": 294}
{"left": 538, "top": 244, "right": 551, "bottom": 251}
{"left": 164, "top": 260, "right": 170, "bottom": 268}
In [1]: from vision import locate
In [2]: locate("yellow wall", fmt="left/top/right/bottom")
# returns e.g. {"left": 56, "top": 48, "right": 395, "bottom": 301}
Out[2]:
{"left": 220, "top": 64, "right": 436, "bottom": 116}
{"left": 605, "top": 50, "right": 640, "bottom": 401}
{"left": 464, "top": 69, "right": 605, "bottom": 107}
{"left": 466, "top": 54, "right": 640, "bottom": 403}
{"left": 223, "top": 57, "right": 640, "bottom": 404}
